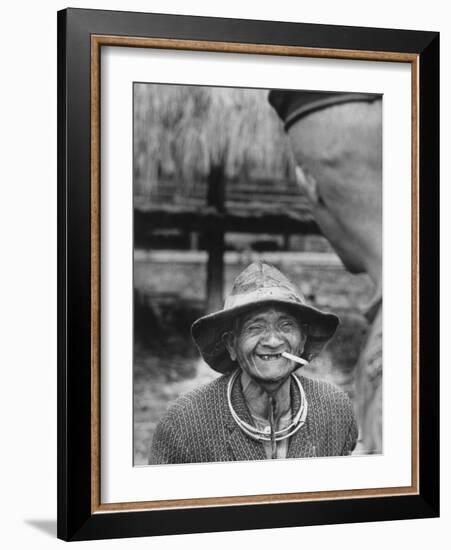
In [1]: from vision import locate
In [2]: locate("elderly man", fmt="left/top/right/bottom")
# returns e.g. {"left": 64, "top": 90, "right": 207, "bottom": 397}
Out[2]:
{"left": 268, "top": 90, "right": 383, "bottom": 453}
{"left": 150, "top": 261, "right": 357, "bottom": 464}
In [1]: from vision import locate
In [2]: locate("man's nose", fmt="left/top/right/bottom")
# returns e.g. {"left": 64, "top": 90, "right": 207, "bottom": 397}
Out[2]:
{"left": 260, "top": 328, "right": 284, "bottom": 347}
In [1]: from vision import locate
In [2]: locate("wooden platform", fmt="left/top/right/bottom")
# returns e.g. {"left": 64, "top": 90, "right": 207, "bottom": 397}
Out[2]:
{"left": 134, "top": 176, "right": 320, "bottom": 245}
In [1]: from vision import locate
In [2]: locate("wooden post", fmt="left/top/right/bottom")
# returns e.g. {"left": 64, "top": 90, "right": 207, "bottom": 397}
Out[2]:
{"left": 206, "top": 230, "right": 225, "bottom": 313}
{"left": 206, "top": 164, "right": 225, "bottom": 313}
{"left": 283, "top": 233, "right": 290, "bottom": 251}
{"left": 189, "top": 231, "right": 199, "bottom": 251}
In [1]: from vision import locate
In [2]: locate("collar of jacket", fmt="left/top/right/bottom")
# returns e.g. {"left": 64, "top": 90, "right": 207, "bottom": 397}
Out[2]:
{"left": 224, "top": 370, "right": 317, "bottom": 460}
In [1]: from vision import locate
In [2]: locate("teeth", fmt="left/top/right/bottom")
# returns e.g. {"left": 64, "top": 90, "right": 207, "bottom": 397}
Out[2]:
{"left": 259, "top": 354, "right": 282, "bottom": 361}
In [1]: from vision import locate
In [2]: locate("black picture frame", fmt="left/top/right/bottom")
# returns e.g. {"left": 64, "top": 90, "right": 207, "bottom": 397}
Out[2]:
{"left": 57, "top": 7, "right": 439, "bottom": 541}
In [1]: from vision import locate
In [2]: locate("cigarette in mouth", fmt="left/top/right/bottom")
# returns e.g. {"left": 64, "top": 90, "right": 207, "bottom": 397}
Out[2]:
{"left": 282, "top": 351, "right": 309, "bottom": 366}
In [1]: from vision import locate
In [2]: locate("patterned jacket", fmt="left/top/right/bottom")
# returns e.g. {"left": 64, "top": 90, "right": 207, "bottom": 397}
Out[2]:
{"left": 150, "top": 371, "right": 357, "bottom": 464}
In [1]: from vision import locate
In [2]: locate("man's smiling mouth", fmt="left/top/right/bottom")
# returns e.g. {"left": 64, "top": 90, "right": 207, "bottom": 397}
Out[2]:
{"left": 256, "top": 353, "right": 284, "bottom": 361}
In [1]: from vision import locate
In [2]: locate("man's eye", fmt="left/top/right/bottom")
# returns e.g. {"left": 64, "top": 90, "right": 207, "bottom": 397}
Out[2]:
{"left": 246, "top": 324, "right": 265, "bottom": 332}
{"left": 280, "top": 321, "right": 295, "bottom": 331}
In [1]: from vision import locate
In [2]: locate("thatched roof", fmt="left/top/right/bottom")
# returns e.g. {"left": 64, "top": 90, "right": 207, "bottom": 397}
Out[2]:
{"left": 133, "top": 83, "right": 321, "bottom": 239}
{"left": 134, "top": 83, "right": 296, "bottom": 195}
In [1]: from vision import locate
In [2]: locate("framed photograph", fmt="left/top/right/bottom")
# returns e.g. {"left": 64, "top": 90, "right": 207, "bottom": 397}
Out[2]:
{"left": 57, "top": 8, "right": 439, "bottom": 541}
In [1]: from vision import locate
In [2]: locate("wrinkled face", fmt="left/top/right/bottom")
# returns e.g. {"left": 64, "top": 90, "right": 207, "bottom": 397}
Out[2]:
{"left": 224, "top": 306, "right": 307, "bottom": 388}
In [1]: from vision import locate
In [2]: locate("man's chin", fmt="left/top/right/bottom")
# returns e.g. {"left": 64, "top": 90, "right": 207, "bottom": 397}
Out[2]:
{"left": 251, "top": 372, "right": 291, "bottom": 393}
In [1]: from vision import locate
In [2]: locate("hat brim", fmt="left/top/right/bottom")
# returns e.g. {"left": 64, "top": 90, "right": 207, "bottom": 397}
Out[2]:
{"left": 191, "top": 298, "right": 339, "bottom": 374}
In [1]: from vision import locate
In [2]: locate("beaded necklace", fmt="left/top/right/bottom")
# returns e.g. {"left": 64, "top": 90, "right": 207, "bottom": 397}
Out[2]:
{"left": 226, "top": 370, "right": 308, "bottom": 443}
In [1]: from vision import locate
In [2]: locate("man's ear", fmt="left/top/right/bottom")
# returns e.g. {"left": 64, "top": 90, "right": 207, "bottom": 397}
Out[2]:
{"left": 295, "top": 165, "right": 321, "bottom": 206}
{"left": 222, "top": 331, "right": 237, "bottom": 361}
{"left": 298, "top": 324, "right": 309, "bottom": 355}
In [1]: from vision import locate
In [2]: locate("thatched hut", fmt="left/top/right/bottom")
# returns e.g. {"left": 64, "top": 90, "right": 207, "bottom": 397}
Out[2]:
{"left": 134, "top": 84, "right": 320, "bottom": 312}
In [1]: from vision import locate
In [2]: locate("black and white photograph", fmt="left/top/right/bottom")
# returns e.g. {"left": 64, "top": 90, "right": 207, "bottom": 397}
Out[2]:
{"left": 0, "top": 0, "right": 445, "bottom": 546}
{"left": 133, "top": 83, "right": 382, "bottom": 466}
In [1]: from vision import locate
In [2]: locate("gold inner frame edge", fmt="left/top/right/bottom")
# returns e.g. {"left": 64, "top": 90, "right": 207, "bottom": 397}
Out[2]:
{"left": 90, "top": 34, "right": 420, "bottom": 514}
